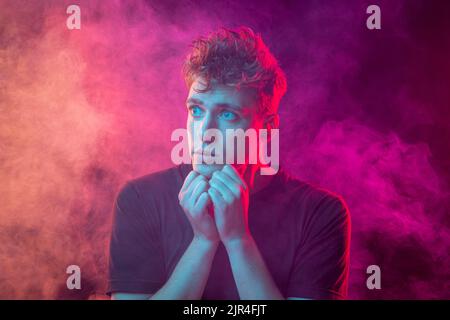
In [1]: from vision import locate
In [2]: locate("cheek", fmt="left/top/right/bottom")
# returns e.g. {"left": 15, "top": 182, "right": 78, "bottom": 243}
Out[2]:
{"left": 187, "top": 119, "right": 202, "bottom": 149}
{"left": 186, "top": 119, "right": 195, "bottom": 152}
{"left": 186, "top": 118, "right": 193, "bottom": 135}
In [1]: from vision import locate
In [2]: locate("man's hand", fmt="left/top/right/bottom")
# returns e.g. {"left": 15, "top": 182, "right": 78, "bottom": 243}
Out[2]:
{"left": 207, "top": 165, "right": 250, "bottom": 245}
{"left": 178, "top": 171, "right": 220, "bottom": 243}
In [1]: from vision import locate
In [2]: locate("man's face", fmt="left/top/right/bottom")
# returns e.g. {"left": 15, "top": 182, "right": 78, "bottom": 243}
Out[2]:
{"left": 186, "top": 77, "right": 264, "bottom": 178}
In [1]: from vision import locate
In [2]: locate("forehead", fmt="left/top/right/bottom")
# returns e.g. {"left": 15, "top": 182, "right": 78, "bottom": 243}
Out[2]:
{"left": 187, "top": 78, "right": 259, "bottom": 111}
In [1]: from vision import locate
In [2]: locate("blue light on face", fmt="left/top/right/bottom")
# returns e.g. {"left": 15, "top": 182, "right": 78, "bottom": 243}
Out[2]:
{"left": 190, "top": 105, "right": 204, "bottom": 117}
{"left": 219, "top": 110, "right": 239, "bottom": 122}
{"left": 189, "top": 105, "right": 240, "bottom": 123}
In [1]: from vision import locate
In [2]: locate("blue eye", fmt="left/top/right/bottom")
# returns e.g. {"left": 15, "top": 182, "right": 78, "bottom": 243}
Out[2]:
{"left": 190, "top": 106, "right": 203, "bottom": 117}
{"left": 220, "top": 110, "right": 238, "bottom": 121}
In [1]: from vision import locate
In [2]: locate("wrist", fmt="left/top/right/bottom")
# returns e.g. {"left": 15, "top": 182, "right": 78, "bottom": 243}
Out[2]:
{"left": 223, "top": 233, "right": 254, "bottom": 252}
{"left": 192, "top": 235, "right": 220, "bottom": 249}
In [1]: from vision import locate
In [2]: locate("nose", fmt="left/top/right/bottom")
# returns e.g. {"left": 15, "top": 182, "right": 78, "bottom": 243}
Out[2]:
{"left": 198, "top": 113, "right": 217, "bottom": 142}
{"left": 201, "top": 112, "right": 216, "bottom": 132}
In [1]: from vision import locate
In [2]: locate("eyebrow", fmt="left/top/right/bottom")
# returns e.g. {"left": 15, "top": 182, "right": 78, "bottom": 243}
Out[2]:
{"left": 186, "top": 98, "right": 204, "bottom": 106}
{"left": 186, "top": 98, "right": 243, "bottom": 111}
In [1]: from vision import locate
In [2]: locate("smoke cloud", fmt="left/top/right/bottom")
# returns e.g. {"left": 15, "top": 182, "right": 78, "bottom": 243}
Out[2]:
{"left": 0, "top": 0, "right": 449, "bottom": 298}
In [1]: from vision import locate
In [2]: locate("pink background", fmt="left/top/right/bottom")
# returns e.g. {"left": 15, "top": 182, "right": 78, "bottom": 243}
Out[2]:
{"left": 0, "top": 0, "right": 449, "bottom": 299}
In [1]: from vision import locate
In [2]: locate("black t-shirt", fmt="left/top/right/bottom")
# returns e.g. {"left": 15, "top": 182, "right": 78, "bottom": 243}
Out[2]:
{"left": 107, "top": 164, "right": 351, "bottom": 299}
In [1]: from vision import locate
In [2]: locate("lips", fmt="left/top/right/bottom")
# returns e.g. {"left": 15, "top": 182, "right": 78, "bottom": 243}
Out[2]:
{"left": 193, "top": 150, "right": 215, "bottom": 157}
{"left": 192, "top": 150, "right": 221, "bottom": 164}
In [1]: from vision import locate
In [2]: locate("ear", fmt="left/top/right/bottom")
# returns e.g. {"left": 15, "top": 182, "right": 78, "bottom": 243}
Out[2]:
{"left": 264, "top": 113, "right": 279, "bottom": 129}
{"left": 263, "top": 113, "right": 279, "bottom": 142}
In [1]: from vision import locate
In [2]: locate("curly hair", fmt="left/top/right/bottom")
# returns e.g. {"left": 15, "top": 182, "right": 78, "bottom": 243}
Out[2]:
{"left": 182, "top": 26, "right": 287, "bottom": 116}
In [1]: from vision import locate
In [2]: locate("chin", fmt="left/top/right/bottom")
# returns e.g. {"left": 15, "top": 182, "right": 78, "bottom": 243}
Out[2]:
{"left": 192, "top": 163, "right": 224, "bottom": 178}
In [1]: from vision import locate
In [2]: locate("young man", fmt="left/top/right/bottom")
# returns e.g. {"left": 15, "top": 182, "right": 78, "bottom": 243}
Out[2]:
{"left": 107, "top": 27, "right": 351, "bottom": 300}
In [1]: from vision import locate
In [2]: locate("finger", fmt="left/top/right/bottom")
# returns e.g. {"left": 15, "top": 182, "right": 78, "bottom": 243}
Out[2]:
{"left": 208, "top": 187, "right": 225, "bottom": 209}
{"left": 211, "top": 171, "right": 241, "bottom": 197}
{"left": 222, "top": 164, "right": 242, "bottom": 183}
{"left": 180, "top": 174, "right": 205, "bottom": 204}
{"left": 179, "top": 171, "right": 199, "bottom": 202}
{"left": 194, "top": 192, "right": 211, "bottom": 212}
{"left": 209, "top": 176, "right": 234, "bottom": 202}
{"left": 185, "top": 174, "right": 207, "bottom": 199}
{"left": 222, "top": 164, "right": 248, "bottom": 191}
{"left": 191, "top": 179, "right": 209, "bottom": 204}
{"left": 180, "top": 171, "right": 199, "bottom": 193}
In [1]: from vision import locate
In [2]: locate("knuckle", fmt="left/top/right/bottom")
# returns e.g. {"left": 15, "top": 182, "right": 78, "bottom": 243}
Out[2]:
{"left": 223, "top": 195, "right": 232, "bottom": 204}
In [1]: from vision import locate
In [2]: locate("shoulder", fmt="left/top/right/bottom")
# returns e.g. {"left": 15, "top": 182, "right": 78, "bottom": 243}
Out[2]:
{"left": 278, "top": 168, "right": 350, "bottom": 223}
{"left": 116, "top": 164, "right": 189, "bottom": 202}
{"left": 111, "top": 165, "right": 191, "bottom": 227}
{"left": 277, "top": 170, "right": 351, "bottom": 252}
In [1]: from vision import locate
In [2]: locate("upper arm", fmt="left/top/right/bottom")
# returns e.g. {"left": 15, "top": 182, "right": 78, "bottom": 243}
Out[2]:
{"left": 286, "top": 195, "right": 351, "bottom": 299}
{"left": 107, "top": 181, "right": 166, "bottom": 296}
{"left": 111, "top": 292, "right": 153, "bottom": 300}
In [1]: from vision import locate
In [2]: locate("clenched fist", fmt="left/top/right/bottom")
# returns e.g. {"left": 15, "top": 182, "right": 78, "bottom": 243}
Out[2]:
{"left": 207, "top": 165, "right": 250, "bottom": 245}
{"left": 178, "top": 171, "right": 220, "bottom": 243}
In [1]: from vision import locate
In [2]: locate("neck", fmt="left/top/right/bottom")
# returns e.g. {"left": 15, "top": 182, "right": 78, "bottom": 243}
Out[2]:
{"left": 239, "top": 164, "right": 275, "bottom": 195}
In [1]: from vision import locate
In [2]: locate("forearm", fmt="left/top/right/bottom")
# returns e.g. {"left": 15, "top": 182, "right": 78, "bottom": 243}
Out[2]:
{"left": 225, "top": 235, "right": 284, "bottom": 300}
{"left": 150, "top": 236, "right": 218, "bottom": 300}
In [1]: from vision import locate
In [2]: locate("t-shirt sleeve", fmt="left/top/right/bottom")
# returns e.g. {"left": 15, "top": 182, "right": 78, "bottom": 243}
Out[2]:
{"left": 106, "top": 181, "right": 166, "bottom": 296}
{"left": 286, "top": 194, "right": 351, "bottom": 299}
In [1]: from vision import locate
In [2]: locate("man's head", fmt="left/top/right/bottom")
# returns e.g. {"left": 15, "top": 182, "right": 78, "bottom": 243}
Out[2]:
{"left": 182, "top": 27, "right": 287, "bottom": 178}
